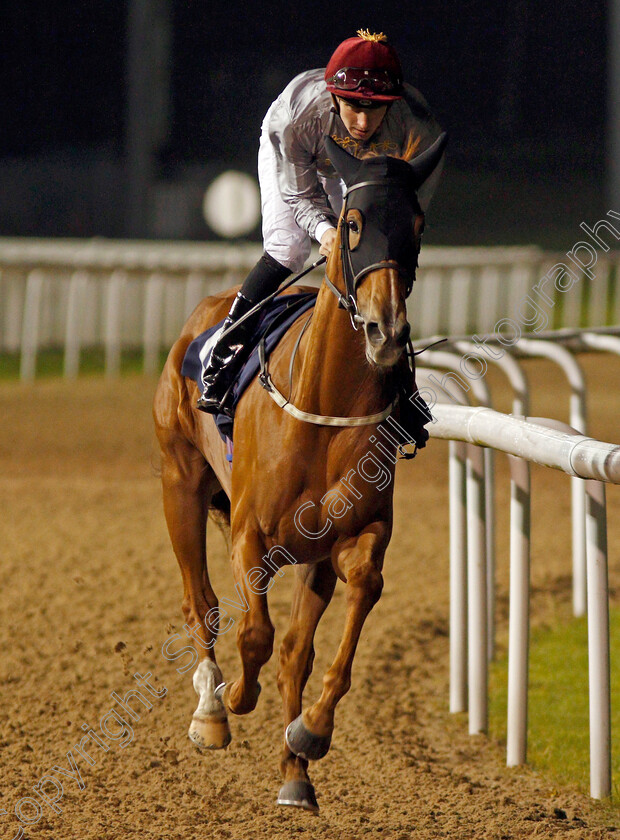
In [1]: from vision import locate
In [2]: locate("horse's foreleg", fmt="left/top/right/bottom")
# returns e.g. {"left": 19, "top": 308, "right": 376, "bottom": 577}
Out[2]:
{"left": 276, "top": 561, "right": 337, "bottom": 813}
{"left": 285, "top": 524, "right": 386, "bottom": 762}
{"left": 159, "top": 434, "right": 231, "bottom": 749}
{"left": 218, "top": 531, "right": 275, "bottom": 716}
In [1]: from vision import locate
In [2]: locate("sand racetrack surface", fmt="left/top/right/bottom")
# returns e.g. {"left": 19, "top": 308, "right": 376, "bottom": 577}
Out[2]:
{"left": 1, "top": 354, "right": 620, "bottom": 839}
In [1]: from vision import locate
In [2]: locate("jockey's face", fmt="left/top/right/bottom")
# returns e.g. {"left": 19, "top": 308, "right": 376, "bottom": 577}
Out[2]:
{"left": 336, "top": 97, "right": 389, "bottom": 142}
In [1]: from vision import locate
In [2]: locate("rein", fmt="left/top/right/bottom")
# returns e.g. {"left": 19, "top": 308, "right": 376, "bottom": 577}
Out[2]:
{"left": 217, "top": 255, "right": 327, "bottom": 343}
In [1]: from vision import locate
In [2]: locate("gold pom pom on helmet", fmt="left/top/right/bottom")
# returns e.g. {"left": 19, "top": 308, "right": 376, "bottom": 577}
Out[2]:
{"left": 356, "top": 29, "right": 388, "bottom": 43}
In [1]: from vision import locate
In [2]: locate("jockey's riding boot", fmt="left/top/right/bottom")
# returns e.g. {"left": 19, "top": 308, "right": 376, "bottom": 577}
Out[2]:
{"left": 195, "top": 251, "right": 291, "bottom": 415}
{"left": 196, "top": 292, "right": 259, "bottom": 415}
{"left": 397, "top": 371, "right": 433, "bottom": 453}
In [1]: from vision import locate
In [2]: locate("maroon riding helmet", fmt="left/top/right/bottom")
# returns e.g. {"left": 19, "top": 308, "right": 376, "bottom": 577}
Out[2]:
{"left": 325, "top": 30, "right": 404, "bottom": 103}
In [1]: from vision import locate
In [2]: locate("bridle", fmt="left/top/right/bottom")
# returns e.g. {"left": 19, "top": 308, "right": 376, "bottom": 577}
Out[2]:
{"left": 257, "top": 175, "right": 421, "bottom": 430}
{"left": 323, "top": 177, "right": 419, "bottom": 331}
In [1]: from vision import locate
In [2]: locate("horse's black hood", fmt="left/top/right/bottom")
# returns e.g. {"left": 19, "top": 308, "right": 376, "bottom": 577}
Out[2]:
{"left": 324, "top": 133, "right": 447, "bottom": 289}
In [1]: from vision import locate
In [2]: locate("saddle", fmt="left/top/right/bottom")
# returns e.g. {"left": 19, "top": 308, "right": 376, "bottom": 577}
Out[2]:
{"left": 181, "top": 292, "right": 318, "bottom": 441}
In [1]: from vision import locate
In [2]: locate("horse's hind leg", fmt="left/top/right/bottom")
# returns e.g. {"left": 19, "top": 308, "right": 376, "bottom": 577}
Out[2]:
{"left": 157, "top": 428, "right": 231, "bottom": 750}
{"left": 276, "top": 560, "right": 337, "bottom": 814}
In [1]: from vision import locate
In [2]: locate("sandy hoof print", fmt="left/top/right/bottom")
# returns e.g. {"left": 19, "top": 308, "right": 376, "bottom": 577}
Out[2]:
{"left": 285, "top": 715, "right": 331, "bottom": 761}
{"left": 277, "top": 780, "right": 319, "bottom": 814}
{"left": 188, "top": 715, "right": 232, "bottom": 750}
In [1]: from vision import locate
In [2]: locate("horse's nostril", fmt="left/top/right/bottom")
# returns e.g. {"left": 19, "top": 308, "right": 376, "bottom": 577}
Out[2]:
{"left": 366, "top": 322, "right": 384, "bottom": 345}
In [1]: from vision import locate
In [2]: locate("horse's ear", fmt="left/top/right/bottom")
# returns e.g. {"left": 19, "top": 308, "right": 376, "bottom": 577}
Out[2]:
{"left": 408, "top": 131, "right": 448, "bottom": 190}
{"left": 325, "top": 135, "right": 364, "bottom": 186}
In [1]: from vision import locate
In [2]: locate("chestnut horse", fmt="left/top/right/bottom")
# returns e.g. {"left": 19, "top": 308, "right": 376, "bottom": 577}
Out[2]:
{"left": 153, "top": 132, "right": 446, "bottom": 813}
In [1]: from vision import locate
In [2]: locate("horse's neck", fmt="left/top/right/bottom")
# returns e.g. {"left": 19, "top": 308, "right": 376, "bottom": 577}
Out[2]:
{"left": 294, "top": 284, "right": 388, "bottom": 417}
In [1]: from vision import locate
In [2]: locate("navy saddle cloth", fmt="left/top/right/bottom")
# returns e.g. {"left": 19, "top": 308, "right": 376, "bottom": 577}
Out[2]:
{"left": 181, "top": 291, "right": 318, "bottom": 440}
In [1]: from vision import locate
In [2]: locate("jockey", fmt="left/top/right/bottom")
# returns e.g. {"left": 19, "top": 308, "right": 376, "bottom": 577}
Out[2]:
{"left": 197, "top": 29, "right": 443, "bottom": 440}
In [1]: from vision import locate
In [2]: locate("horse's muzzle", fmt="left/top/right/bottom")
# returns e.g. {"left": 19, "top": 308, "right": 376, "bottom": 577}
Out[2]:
{"left": 364, "top": 318, "right": 410, "bottom": 366}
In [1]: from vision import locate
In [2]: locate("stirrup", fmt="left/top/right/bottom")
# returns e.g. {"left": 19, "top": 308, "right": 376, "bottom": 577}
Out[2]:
{"left": 196, "top": 391, "right": 224, "bottom": 414}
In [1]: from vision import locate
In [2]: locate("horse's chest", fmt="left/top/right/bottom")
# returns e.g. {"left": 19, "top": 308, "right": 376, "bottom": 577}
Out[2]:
{"left": 261, "top": 453, "right": 395, "bottom": 555}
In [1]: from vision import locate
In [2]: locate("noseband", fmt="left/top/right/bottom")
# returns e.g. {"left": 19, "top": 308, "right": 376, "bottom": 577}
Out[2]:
{"left": 324, "top": 177, "right": 418, "bottom": 330}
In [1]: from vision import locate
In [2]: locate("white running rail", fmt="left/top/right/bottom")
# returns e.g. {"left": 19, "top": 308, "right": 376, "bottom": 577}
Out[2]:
{"left": 1, "top": 239, "right": 618, "bottom": 378}
{"left": 429, "top": 403, "right": 618, "bottom": 799}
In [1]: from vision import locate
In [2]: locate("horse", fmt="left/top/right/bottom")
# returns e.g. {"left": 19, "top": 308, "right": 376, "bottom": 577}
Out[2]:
{"left": 153, "top": 130, "right": 447, "bottom": 814}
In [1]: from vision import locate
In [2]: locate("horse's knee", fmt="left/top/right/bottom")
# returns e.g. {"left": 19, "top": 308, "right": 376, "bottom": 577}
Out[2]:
{"left": 347, "top": 564, "right": 383, "bottom": 609}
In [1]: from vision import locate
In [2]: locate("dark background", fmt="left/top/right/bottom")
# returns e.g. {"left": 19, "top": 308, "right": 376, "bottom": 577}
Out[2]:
{"left": 0, "top": 1, "right": 608, "bottom": 246}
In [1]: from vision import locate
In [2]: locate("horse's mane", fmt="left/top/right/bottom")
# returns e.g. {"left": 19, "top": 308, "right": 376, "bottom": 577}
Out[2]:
{"left": 356, "top": 131, "right": 422, "bottom": 163}
{"left": 401, "top": 131, "right": 423, "bottom": 162}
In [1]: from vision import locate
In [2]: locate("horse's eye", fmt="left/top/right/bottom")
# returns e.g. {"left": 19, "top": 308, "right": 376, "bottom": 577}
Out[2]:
{"left": 346, "top": 209, "right": 363, "bottom": 250}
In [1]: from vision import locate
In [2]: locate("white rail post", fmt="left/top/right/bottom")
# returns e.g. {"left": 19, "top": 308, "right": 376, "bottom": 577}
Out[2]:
{"left": 466, "top": 443, "right": 488, "bottom": 734}
{"left": 449, "top": 439, "right": 468, "bottom": 713}
{"left": 20, "top": 269, "right": 45, "bottom": 381}
{"left": 477, "top": 265, "right": 502, "bottom": 331}
{"left": 451, "top": 342, "right": 533, "bottom": 667}
{"left": 524, "top": 415, "right": 611, "bottom": 791}
{"left": 64, "top": 270, "right": 89, "bottom": 378}
{"left": 4, "top": 273, "right": 24, "bottom": 352}
{"left": 506, "top": 454, "right": 531, "bottom": 766}
{"left": 143, "top": 273, "right": 165, "bottom": 375}
{"left": 587, "top": 257, "right": 610, "bottom": 327}
{"left": 484, "top": 446, "right": 496, "bottom": 661}
{"left": 428, "top": 404, "right": 619, "bottom": 797}
{"left": 414, "top": 268, "right": 443, "bottom": 337}
{"left": 184, "top": 272, "right": 205, "bottom": 318}
{"left": 506, "top": 262, "right": 535, "bottom": 317}
{"left": 447, "top": 267, "right": 473, "bottom": 335}
{"left": 104, "top": 270, "right": 127, "bottom": 377}
{"left": 517, "top": 339, "right": 588, "bottom": 617}
{"left": 585, "top": 479, "right": 611, "bottom": 799}
{"left": 424, "top": 349, "right": 496, "bottom": 661}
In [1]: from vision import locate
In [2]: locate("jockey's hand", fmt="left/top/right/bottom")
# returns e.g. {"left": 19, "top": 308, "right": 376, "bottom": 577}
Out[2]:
{"left": 319, "top": 227, "right": 337, "bottom": 258}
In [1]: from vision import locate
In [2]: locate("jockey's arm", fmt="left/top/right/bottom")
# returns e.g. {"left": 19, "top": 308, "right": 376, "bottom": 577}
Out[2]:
{"left": 267, "top": 101, "right": 338, "bottom": 243}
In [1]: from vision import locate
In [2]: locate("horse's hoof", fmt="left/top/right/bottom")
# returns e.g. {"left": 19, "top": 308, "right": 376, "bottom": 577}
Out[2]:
{"left": 214, "top": 681, "right": 261, "bottom": 714}
{"left": 188, "top": 715, "right": 232, "bottom": 750}
{"left": 285, "top": 715, "right": 331, "bottom": 761}
{"left": 277, "top": 780, "right": 319, "bottom": 814}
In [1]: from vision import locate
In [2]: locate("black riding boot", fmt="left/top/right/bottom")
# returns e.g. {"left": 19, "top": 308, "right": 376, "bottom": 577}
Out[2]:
{"left": 196, "top": 292, "right": 259, "bottom": 415}
{"left": 196, "top": 252, "right": 291, "bottom": 416}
